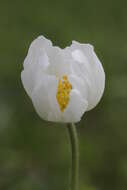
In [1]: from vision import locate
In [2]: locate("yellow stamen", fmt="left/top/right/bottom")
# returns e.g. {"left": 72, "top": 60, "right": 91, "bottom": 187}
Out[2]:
{"left": 56, "top": 75, "right": 72, "bottom": 112}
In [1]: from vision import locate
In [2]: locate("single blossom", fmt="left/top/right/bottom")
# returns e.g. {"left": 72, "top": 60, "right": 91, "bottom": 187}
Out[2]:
{"left": 21, "top": 36, "right": 105, "bottom": 123}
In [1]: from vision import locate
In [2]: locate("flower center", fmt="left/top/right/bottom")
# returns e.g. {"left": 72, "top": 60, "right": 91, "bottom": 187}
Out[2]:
{"left": 56, "top": 75, "right": 72, "bottom": 112}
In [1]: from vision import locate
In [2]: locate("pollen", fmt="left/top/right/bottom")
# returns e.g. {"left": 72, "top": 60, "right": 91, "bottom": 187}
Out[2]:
{"left": 56, "top": 75, "right": 72, "bottom": 112}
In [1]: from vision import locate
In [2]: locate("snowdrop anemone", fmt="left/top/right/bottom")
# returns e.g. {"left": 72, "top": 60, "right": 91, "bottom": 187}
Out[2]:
{"left": 21, "top": 36, "right": 105, "bottom": 122}
{"left": 21, "top": 35, "right": 105, "bottom": 190}
{"left": 21, "top": 36, "right": 105, "bottom": 123}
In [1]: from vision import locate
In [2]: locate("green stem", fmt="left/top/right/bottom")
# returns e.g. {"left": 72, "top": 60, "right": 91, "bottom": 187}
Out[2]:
{"left": 67, "top": 123, "right": 79, "bottom": 190}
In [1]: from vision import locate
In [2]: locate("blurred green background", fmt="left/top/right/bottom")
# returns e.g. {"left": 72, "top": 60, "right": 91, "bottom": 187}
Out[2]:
{"left": 0, "top": 0, "right": 127, "bottom": 189}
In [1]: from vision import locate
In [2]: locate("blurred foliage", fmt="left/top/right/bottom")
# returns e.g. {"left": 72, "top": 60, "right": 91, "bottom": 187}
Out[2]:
{"left": 0, "top": 0, "right": 127, "bottom": 189}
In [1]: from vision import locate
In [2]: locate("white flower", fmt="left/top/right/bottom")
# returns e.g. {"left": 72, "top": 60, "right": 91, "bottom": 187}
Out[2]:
{"left": 21, "top": 35, "right": 105, "bottom": 123}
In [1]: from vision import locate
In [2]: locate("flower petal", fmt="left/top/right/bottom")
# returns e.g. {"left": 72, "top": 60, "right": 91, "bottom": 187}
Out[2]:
{"left": 62, "top": 89, "right": 88, "bottom": 123}
{"left": 31, "top": 75, "right": 61, "bottom": 122}
{"left": 70, "top": 41, "right": 105, "bottom": 110}
{"left": 23, "top": 36, "right": 52, "bottom": 69}
{"left": 47, "top": 46, "right": 72, "bottom": 77}
{"left": 21, "top": 51, "right": 50, "bottom": 97}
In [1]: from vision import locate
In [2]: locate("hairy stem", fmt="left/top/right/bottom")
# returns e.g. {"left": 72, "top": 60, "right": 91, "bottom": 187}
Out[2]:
{"left": 67, "top": 123, "right": 79, "bottom": 190}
